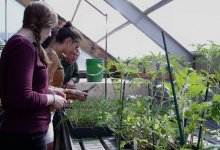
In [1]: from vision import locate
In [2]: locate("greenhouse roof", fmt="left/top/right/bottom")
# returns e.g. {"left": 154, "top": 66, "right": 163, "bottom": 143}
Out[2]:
{"left": 1, "top": 0, "right": 220, "bottom": 61}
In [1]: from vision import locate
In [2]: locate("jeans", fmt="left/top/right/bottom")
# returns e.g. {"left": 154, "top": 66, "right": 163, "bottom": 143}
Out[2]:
{"left": 0, "top": 131, "right": 47, "bottom": 150}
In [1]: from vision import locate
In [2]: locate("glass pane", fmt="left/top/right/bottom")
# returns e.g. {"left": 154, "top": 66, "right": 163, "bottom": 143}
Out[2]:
{"left": 127, "top": 0, "right": 161, "bottom": 11}
{"left": 98, "top": 24, "right": 164, "bottom": 59}
{"left": 73, "top": 0, "right": 127, "bottom": 42}
{"left": 0, "top": 0, "right": 5, "bottom": 41}
{"left": 46, "top": 0, "right": 127, "bottom": 41}
{"left": 72, "top": 0, "right": 106, "bottom": 41}
{"left": 149, "top": 0, "right": 220, "bottom": 52}
{"left": 85, "top": 0, "right": 127, "bottom": 39}
{"left": 0, "top": 0, "right": 24, "bottom": 41}
{"left": 78, "top": 49, "right": 92, "bottom": 70}
{"left": 45, "top": 0, "right": 80, "bottom": 21}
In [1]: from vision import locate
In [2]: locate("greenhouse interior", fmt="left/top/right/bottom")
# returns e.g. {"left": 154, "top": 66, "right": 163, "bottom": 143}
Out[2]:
{"left": 0, "top": 0, "right": 220, "bottom": 150}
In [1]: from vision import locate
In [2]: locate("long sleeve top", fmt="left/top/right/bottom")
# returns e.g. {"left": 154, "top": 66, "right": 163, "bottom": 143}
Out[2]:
{"left": 61, "top": 58, "right": 80, "bottom": 85}
{"left": 0, "top": 35, "right": 50, "bottom": 134}
{"left": 46, "top": 48, "right": 64, "bottom": 88}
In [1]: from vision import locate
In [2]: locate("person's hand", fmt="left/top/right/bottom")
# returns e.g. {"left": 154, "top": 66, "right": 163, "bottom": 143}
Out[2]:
{"left": 64, "top": 89, "right": 88, "bottom": 101}
{"left": 52, "top": 95, "right": 68, "bottom": 110}
{"left": 74, "top": 90, "right": 88, "bottom": 101}
{"left": 49, "top": 86, "right": 66, "bottom": 99}
{"left": 51, "top": 88, "right": 66, "bottom": 99}
{"left": 63, "top": 80, "right": 76, "bottom": 89}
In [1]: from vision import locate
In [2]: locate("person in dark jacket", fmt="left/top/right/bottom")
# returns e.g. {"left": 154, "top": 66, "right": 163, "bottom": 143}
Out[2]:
{"left": 61, "top": 48, "right": 80, "bottom": 89}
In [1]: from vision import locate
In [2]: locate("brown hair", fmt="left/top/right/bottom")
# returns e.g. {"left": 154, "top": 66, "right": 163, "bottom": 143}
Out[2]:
{"left": 56, "top": 21, "right": 83, "bottom": 44}
{"left": 42, "top": 26, "right": 59, "bottom": 49}
{"left": 22, "top": 1, "right": 57, "bottom": 66}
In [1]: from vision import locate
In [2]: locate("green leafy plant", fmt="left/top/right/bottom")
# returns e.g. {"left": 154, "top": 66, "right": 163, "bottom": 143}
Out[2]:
{"left": 106, "top": 54, "right": 182, "bottom": 149}
{"left": 105, "top": 57, "right": 140, "bottom": 99}
{"left": 66, "top": 97, "right": 113, "bottom": 127}
{"left": 161, "top": 41, "right": 220, "bottom": 148}
{"left": 64, "top": 43, "right": 220, "bottom": 149}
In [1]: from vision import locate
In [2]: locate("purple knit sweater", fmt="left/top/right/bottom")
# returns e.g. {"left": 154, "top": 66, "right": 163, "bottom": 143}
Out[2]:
{"left": 0, "top": 35, "right": 50, "bottom": 134}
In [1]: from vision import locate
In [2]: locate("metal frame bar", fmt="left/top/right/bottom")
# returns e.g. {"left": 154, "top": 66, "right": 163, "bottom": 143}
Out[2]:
{"left": 5, "top": 0, "right": 8, "bottom": 41}
{"left": 104, "top": 0, "right": 193, "bottom": 63}
{"left": 83, "top": 0, "right": 108, "bottom": 99}
{"left": 96, "top": 0, "right": 173, "bottom": 43}
{"left": 71, "top": 0, "right": 82, "bottom": 23}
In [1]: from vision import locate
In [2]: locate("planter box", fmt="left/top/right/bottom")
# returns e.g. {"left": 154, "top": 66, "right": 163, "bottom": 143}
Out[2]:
{"left": 67, "top": 122, "right": 135, "bottom": 149}
{"left": 54, "top": 111, "right": 119, "bottom": 150}
{"left": 67, "top": 121, "right": 113, "bottom": 139}
{"left": 67, "top": 122, "right": 120, "bottom": 149}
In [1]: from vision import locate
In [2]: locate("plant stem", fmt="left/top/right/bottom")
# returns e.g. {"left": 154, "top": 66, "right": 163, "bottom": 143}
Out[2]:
{"left": 197, "top": 82, "right": 209, "bottom": 149}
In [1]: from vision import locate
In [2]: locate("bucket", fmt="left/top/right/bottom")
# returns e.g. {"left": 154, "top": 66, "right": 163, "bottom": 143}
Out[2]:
{"left": 86, "top": 59, "right": 104, "bottom": 82}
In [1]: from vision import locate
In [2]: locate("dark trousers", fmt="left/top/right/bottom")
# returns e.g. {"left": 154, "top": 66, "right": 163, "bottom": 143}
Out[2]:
{"left": 0, "top": 131, "right": 47, "bottom": 150}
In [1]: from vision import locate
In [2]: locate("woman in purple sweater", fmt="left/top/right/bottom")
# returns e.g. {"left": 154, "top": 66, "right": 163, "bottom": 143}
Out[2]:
{"left": 0, "top": 2, "right": 67, "bottom": 150}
